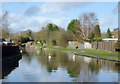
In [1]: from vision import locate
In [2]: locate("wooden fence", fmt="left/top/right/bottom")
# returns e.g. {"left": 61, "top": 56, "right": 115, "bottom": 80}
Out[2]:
{"left": 91, "top": 42, "right": 115, "bottom": 52}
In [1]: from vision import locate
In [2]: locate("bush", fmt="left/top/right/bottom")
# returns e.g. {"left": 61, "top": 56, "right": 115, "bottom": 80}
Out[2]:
{"left": 96, "top": 37, "right": 103, "bottom": 42}
{"left": 57, "top": 32, "right": 68, "bottom": 48}
{"left": 18, "top": 36, "right": 30, "bottom": 43}
{"left": 114, "top": 42, "right": 120, "bottom": 49}
{"left": 88, "top": 39, "right": 96, "bottom": 43}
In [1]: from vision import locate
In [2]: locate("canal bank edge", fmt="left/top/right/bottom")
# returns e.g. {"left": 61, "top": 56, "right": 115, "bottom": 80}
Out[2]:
{"left": 74, "top": 53, "right": 120, "bottom": 62}
{"left": 35, "top": 44, "right": 120, "bottom": 62}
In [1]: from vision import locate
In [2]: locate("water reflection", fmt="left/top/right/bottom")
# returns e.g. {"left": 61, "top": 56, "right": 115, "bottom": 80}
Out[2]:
{"left": 2, "top": 47, "right": 119, "bottom": 82}
{"left": 35, "top": 49, "right": 119, "bottom": 82}
{"left": 35, "top": 50, "right": 118, "bottom": 82}
{"left": 2, "top": 55, "right": 21, "bottom": 79}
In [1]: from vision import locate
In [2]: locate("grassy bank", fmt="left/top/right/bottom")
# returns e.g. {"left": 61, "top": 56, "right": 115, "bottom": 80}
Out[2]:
{"left": 36, "top": 44, "right": 119, "bottom": 61}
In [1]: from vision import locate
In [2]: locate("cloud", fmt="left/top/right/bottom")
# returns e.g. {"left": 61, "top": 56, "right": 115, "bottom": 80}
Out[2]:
{"left": 99, "top": 15, "right": 118, "bottom": 32}
{"left": 24, "top": 6, "right": 40, "bottom": 16}
{"left": 8, "top": 2, "right": 91, "bottom": 32}
{"left": 99, "top": 16, "right": 115, "bottom": 26}
{"left": 40, "top": 2, "right": 89, "bottom": 15}
{"left": 23, "top": 2, "right": 90, "bottom": 16}
{"left": 8, "top": 13, "right": 72, "bottom": 33}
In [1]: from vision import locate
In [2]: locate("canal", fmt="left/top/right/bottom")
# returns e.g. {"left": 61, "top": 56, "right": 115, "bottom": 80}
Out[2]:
{"left": 2, "top": 47, "right": 120, "bottom": 82}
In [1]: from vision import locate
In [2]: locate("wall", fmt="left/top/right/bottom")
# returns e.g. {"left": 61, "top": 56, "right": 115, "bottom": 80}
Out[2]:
{"left": 68, "top": 41, "right": 92, "bottom": 49}
{"left": 68, "top": 41, "right": 84, "bottom": 49}
{"left": 84, "top": 42, "right": 92, "bottom": 49}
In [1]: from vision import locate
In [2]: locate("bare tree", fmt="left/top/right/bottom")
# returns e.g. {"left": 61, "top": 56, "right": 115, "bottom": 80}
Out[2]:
{"left": 79, "top": 13, "right": 99, "bottom": 39}
{"left": 0, "top": 11, "right": 10, "bottom": 38}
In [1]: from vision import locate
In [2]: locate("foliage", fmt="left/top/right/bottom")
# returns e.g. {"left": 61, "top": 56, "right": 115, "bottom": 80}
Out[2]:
{"left": 107, "top": 28, "right": 112, "bottom": 38}
{"left": 33, "top": 25, "right": 68, "bottom": 47}
{"left": 32, "top": 32, "right": 40, "bottom": 42}
{"left": 88, "top": 32, "right": 95, "bottom": 42}
{"left": 101, "top": 33, "right": 108, "bottom": 38}
{"left": 47, "top": 23, "right": 54, "bottom": 31}
{"left": 67, "top": 19, "right": 76, "bottom": 31}
{"left": 67, "top": 19, "right": 82, "bottom": 41}
{"left": 57, "top": 31, "right": 68, "bottom": 47}
{"left": 5, "top": 12, "right": 103, "bottom": 48}
{"left": 18, "top": 36, "right": 30, "bottom": 43}
{"left": 1, "top": 28, "right": 10, "bottom": 38}
{"left": 26, "top": 29, "right": 33, "bottom": 40}
{"left": 96, "top": 37, "right": 103, "bottom": 42}
{"left": 94, "top": 25, "right": 101, "bottom": 38}
{"left": 66, "top": 30, "right": 76, "bottom": 41}
{"left": 114, "top": 42, "right": 120, "bottom": 49}
{"left": 54, "top": 25, "right": 59, "bottom": 31}
{"left": 118, "top": 30, "right": 120, "bottom": 40}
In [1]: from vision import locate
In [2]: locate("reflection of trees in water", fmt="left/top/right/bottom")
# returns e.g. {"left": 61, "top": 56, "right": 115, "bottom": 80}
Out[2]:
{"left": 23, "top": 47, "right": 37, "bottom": 63}
{"left": 47, "top": 59, "right": 58, "bottom": 72}
{"left": 25, "top": 49, "right": 119, "bottom": 82}
{"left": 23, "top": 52, "right": 33, "bottom": 64}
{"left": 36, "top": 50, "right": 81, "bottom": 77}
{"left": 78, "top": 60, "right": 98, "bottom": 82}
{"left": 67, "top": 61, "right": 80, "bottom": 78}
{"left": 37, "top": 50, "right": 61, "bottom": 73}
{"left": 90, "top": 59, "right": 119, "bottom": 72}
{"left": 88, "top": 62, "right": 101, "bottom": 74}
{"left": 78, "top": 58, "right": 119, "bottom": 82}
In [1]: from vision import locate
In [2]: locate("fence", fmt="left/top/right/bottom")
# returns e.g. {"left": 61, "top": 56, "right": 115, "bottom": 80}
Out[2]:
{"left": 91, "top": 42, "right": 115, "bottom": 52}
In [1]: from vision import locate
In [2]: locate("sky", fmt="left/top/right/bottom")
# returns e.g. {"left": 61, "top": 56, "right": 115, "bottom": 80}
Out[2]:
{"left": 1, "top": 2, "right": 118, "bottom": 33}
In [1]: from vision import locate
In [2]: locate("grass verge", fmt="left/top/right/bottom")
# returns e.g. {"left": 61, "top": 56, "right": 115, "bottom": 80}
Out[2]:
{"left": 36, "top": 44, "right": 119, "bottom": 61}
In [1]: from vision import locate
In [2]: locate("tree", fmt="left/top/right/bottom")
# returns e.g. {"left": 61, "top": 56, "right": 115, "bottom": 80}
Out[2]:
{"left": 1, "top": 29, "right": 10, "bottom": 38}
{"left": 54, "top": 25, "right": 59, "bottom": 31}
{"left": 1, "top": 11, "right": 9, "bottom": 29}
{"left": 88, "top": 32, "right": 95, "bottom": 42}
{"left": 26, "top": 29, "right": 33, "bottom": 40}
{"left": 67, "top": 19, "right": 82, "bottom": 41}
{"left": 79, "top": 13, "right": 99, "bottom": 39}
{"left": 47, "top": 23, "right": 54, "bottom": 31}
{"left": 57, "top": 31, "right": 68, "bottom": 47}
{"left": 107, "top": 28, "right": 112, "bottom": 38}
{"left": 0, "top": 11, "right": 10, "bottom": 38}
{"left": 18, "top": 36, "right": 30, "bottom": 43}
{"left": 96, "top": 37, "right": 103, "bottom": 42}
{"left": 89, "top": 32, "right": 95, "bottom": 40}
{"left": 67, "top": 19, "right": 75, "bottom": 32}
{"left": 94, "top": 25, "right": 101, "bottom": 38}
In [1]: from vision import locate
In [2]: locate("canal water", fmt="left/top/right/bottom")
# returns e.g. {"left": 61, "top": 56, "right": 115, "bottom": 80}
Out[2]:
{"left": 2, "top": 47, "right": 120, "bottom": 82}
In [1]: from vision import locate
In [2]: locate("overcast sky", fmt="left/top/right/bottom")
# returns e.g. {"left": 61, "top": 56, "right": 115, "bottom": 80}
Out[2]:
{"left": 2, "top": 2, "right": 118, "bottom": 33}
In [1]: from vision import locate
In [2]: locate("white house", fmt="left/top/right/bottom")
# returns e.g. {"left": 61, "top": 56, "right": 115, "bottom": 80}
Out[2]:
{"left": 102, "top": 38, "right": 118, "bottom": 42}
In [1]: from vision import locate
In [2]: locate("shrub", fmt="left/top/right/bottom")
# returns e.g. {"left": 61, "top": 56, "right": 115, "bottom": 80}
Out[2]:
{"left": 114, "top": 42, "right": 120, "bottom": 49}
{"left": 96, "top": 37, "right": 103, "bottom": 42}
{"left": 57, "top": 31, "right": 68, "bottom": 48}
{"left": 18, "top": 36, "right": 30, "bottom": 43}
